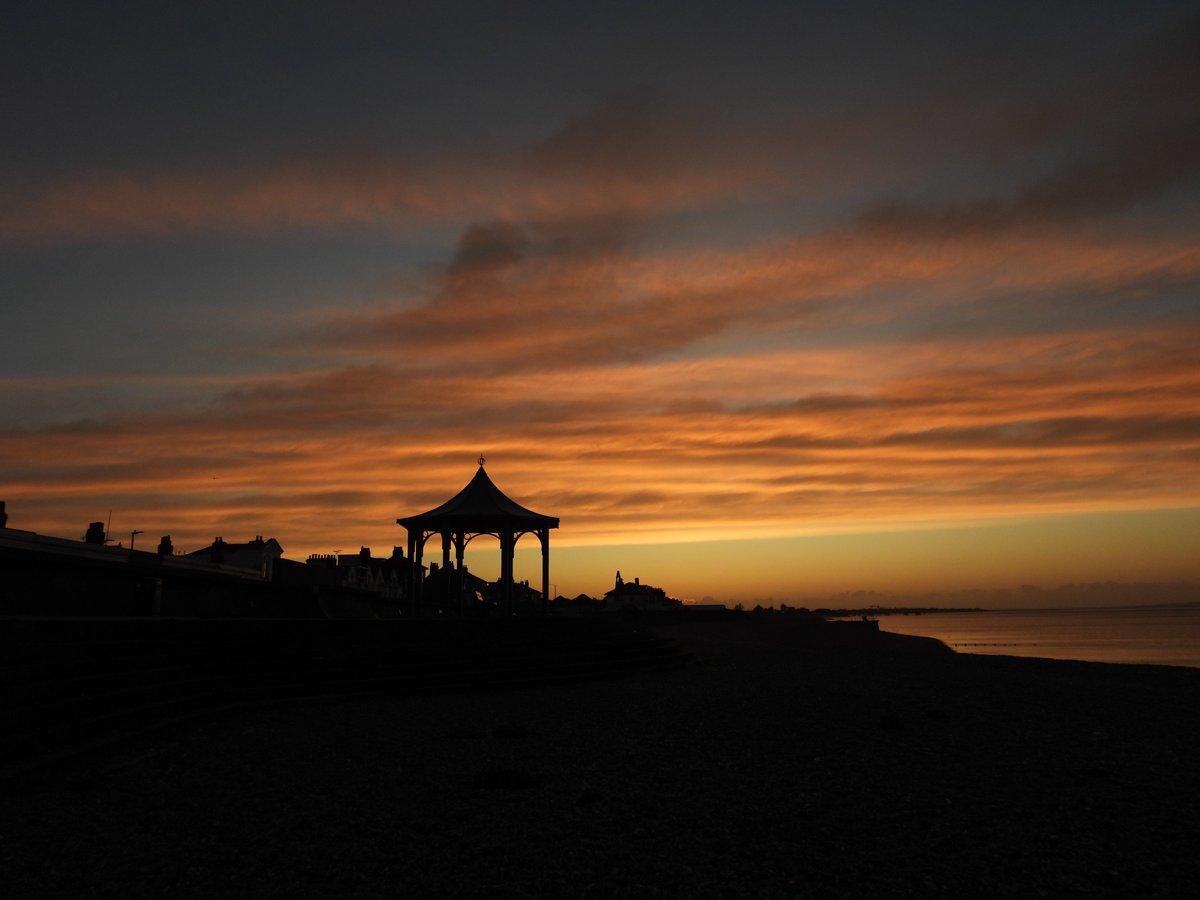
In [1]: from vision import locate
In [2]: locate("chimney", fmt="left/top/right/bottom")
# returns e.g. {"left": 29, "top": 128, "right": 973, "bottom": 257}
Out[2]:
{"left": 157, "top": 535, "right": 174, "bottom": 556}
{"left": 211, "top": 537, "right": 225, "bottom": 564}
{"left": 391, "top": 546, "right": 405, "bottom": 560}
{"left": 0, "top": 500, "right": 7, "bottom": 529}
{"left": 359, "top": 546, "right": 371, "bottom": 564}
{"left": 85, "top": 522, "right": 106, "bottom": 544}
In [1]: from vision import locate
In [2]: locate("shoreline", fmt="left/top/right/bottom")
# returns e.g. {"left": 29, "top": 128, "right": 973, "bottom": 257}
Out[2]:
{"left": 868, "top": 604, "right": 1200, "bottom": 670}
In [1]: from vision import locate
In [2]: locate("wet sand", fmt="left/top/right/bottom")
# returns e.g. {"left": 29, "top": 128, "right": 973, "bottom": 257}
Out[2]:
{"left": 3, "top": 618, "right": 1198, "bottom": 897}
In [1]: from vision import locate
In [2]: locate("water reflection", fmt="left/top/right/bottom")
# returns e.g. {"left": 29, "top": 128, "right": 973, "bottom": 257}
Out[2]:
{"left": 876, "top": 606, "right": 1200, "bottom": 668}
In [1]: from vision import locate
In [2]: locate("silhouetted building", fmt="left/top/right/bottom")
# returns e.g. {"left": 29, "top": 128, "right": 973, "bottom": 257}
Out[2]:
{"left": 186, "top": 535, "right": 283, "bottom": 579}
{"left": 304, "top": 545, "right": 419, "bottom": 600}
{"left": 422, "top": 560, "right": 491, "bottom": 613}
{"left": 547, "top": 592, "right": 602, "bottom": 616}
{"left": 602, "top": 570, "right": 682, "bottom": 612}
{"left": 0, "top": 519, "right": 279, "bottom": 616}
{"left": 0, "top": 508, "right": 432, "bottom": 618}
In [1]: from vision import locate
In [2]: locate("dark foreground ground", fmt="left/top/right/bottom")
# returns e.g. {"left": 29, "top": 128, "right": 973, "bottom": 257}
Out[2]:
{"left": 2, "top": 619, "right": 1198, "bottom": 898}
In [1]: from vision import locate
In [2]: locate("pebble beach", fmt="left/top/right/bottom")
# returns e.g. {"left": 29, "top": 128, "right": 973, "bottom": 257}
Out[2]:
{"left": 3, "top": 618, "right": 1198, "bottom": 898}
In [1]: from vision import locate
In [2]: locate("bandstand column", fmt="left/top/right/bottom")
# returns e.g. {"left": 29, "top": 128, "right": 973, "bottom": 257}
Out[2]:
{"left": 441, "top": 531, "right": 452, "bottom": 610}
{"left": 454, "top": 532, "right": 466, "bottom": 616}
{"left": 407, "top": 529, "right": 421, "bottom": 616}
{"left": 540, "top": 529, "right": 550, "bottom": 610}
{"left": 501, "top": 530, "right": 514, "bottom": 614}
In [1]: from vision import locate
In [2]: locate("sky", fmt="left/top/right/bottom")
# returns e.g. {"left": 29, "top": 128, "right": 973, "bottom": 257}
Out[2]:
{"left": 2, "top": 1, "right": 1198, "bottom": 605}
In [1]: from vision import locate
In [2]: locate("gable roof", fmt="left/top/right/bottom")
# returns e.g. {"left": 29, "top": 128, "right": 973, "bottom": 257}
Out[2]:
{"left": 397, "top": 465, "right": 559, "bottom": 531}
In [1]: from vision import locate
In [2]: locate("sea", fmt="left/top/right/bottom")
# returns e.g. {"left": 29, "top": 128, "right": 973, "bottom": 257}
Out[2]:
{"left": 874, "top": 605, "right": 1200, "bottom": 669}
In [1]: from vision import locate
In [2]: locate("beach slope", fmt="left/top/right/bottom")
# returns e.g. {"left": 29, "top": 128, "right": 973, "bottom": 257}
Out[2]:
{"left": 2, "top": 617, "right": 1197, "bottom": 897}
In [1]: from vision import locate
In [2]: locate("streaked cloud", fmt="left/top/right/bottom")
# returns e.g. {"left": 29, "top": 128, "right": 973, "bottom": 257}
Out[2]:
{"left": 5, "top": 314, "right": 1197, "bottom": 558}
{"left": 0, "top": 101, "right": 785, "bottom": 242}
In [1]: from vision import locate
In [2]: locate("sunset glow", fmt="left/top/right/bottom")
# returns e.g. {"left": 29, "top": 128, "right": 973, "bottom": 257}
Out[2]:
{"left": 3, "top": 3, "right": 1198, "bottom": 603}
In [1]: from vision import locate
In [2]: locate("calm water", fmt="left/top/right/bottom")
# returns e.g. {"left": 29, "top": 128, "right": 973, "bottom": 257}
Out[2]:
{"left": 876, "top": 605, "right": 1200, "bottom": 668}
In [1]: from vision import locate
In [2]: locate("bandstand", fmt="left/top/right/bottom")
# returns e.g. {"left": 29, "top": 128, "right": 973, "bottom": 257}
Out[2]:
{"left": 396, "top": 459, "right": 559, "bottom": 615}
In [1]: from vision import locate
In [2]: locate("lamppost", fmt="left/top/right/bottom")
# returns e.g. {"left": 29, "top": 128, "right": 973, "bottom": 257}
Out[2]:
{"left": 130, "top": 529, "right": 144, "bottom": 551}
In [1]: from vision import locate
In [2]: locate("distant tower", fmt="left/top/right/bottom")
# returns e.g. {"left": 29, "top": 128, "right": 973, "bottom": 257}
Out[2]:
{"left": 615, "top": 570, "right": 624, "bottom": 589}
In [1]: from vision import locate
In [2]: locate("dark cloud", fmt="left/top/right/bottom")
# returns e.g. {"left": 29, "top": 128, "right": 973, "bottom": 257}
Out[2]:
{"left": 1014, "top": 122, "right": 1200, "bottom": 220}
{"left": 858, "top": 119, "right": 1200, "bottom": 237}
{"left": 878, "top": 415, "right": 1200, "bottom": 449}
{"left": 449, "top": 220, "right": 531, "bottom": 275}
{"left": 858, "top": 12, "right": 1200, "bottom": 237}
{"left": 314, "top": 214, "right": 750, "bottom": 373}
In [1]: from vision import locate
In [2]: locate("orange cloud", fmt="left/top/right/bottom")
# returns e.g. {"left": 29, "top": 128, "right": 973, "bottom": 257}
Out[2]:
{"left": 0, "top": 101, "right": 783, "bottom": 243}
{"left": 304, "top": 220, "right": 1200, "bottom": 386}
{"left": 4, "top": 316, "right": 1198, "bottom": 560}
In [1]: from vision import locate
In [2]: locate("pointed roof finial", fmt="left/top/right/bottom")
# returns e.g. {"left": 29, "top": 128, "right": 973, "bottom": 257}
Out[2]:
{"left": 478, "top": 453, "right": 486, "bottom": 468}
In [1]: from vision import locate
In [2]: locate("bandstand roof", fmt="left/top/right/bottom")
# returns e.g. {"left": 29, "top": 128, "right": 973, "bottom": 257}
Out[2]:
{"left": 397, "top": 464, "right": 559, "bottom": 532}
